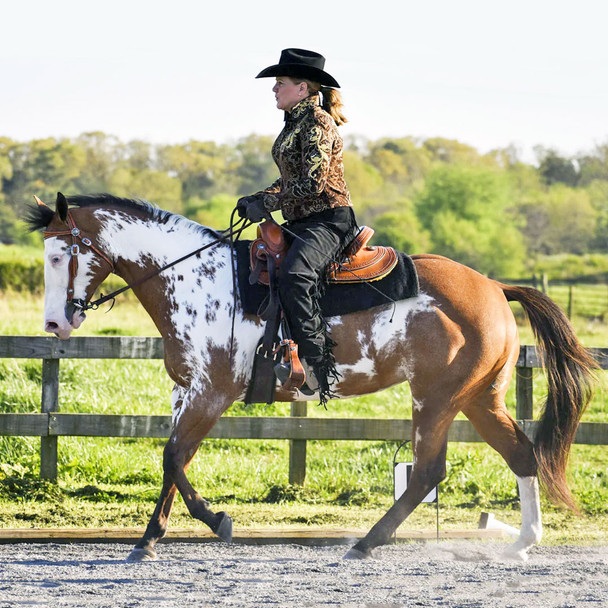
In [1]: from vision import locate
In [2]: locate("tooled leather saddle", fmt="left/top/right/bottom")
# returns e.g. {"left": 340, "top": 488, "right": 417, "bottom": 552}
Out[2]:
{"left": 249, "top": 221, "right": 398, "bottom": 287}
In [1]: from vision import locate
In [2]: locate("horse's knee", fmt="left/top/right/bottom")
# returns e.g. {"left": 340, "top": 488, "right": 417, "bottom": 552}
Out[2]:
{"left": 162, "top": 442, "right": 183, "bottom": 477}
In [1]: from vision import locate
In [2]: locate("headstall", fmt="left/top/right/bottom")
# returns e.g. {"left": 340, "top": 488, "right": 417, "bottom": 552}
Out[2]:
{"left": 43, "top": 211, "right": 114, "bottom": 315}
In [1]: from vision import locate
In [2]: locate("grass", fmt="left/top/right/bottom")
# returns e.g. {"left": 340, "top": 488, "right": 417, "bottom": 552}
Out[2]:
{"left": 0, "top": 292, "right": 607, "bottom": 546}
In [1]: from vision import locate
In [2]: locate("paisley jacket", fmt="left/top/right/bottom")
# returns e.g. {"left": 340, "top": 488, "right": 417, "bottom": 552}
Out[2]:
{"left": 256, "top": 94, "right": 352, "bottom": 221}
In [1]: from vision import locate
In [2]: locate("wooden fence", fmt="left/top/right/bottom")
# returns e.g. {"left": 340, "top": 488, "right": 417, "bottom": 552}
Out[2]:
{"left": 1, "top": 336, "right": 607, "bottom": 482}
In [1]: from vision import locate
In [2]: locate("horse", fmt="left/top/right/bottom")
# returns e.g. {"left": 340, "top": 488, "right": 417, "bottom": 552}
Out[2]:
{"left": 28, "top": 192, "right": 596, "bottom": 563}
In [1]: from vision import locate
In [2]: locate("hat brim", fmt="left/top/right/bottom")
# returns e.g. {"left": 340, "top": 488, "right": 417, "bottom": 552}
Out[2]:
{"left": 256, "top": 63, "right": 340, "bottom": 88}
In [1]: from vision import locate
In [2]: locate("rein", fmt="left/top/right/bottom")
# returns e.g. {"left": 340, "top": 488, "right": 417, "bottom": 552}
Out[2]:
{"left": 44, "top": 212, "right": 252, "bottom": 313}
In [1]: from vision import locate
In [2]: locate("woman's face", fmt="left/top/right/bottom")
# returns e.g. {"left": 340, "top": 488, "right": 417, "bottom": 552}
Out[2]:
{"left": 272, "top": 77, "right": 306, "bottom": 112}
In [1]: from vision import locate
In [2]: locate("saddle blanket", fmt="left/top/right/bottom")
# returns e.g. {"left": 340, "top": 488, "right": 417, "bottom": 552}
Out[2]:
{"left": 235, "top": 240, "right": 420, "bottom": 318}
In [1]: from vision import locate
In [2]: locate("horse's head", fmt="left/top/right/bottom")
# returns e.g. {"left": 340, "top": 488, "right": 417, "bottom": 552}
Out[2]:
{"left": 30, "top": 193, "right": 114, "bottom": 339}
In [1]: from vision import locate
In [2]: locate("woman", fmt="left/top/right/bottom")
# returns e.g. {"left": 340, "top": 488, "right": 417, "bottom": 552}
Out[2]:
{"left": 237, "top": 48, "right": 357, "bottom": 403}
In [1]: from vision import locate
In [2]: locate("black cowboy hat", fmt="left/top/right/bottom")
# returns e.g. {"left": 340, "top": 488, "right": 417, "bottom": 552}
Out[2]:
{"left": 256, "top": 48, "right": 340, "bottom": 88}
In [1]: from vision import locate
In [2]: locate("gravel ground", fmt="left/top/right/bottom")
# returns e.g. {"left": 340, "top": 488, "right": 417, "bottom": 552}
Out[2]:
{"left": 0, "top": 541, "right": 606, "bottom": 607}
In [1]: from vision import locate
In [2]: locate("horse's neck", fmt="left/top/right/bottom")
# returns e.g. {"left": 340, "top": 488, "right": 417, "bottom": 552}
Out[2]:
{"left": 98, "top": 212, "right": 229, "bottom": 337}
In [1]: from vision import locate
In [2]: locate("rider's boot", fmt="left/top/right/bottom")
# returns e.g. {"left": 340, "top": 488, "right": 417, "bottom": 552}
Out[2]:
{"left": 299, "top": 356, "right": 329, "bottom": 397}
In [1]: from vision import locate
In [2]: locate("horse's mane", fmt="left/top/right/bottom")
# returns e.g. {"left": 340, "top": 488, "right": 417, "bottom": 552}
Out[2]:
{"left": 26, "top": 193, "right": 220, "bottom": 239}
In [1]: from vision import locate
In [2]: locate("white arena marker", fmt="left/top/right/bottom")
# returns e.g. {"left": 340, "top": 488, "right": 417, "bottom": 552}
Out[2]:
{"left": 478, "top": 512, "right": 519, "bottom": 538}
{"left": 394, "top": 462, "right": 437, "bottom": 503}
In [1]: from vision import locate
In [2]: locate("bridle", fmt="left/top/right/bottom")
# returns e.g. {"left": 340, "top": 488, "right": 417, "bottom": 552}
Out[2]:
{"left": 43, "top": 211, "right": 115, "bottom": 320}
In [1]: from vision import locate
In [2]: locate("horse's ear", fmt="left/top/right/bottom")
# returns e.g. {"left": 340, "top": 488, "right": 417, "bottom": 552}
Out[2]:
{"left": 56, "top": 192, "right": 68, "bottom": 222}
{"left": 33, "top": 194, "right": 49, "bottom": 207}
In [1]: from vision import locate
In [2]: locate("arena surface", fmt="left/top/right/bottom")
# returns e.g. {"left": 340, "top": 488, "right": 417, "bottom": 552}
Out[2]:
{"left": 0, "top": 542, "right": 606, "bottom": 607}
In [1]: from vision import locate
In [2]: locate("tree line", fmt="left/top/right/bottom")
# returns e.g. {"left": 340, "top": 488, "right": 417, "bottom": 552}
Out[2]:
{"left": 1, "top": 132, "right": 607, "bottom": 278}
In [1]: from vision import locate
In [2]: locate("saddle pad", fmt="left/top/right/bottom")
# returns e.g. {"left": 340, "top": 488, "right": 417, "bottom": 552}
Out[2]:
{"left": 235, "top": 240, "right": 419, "bottom": 318}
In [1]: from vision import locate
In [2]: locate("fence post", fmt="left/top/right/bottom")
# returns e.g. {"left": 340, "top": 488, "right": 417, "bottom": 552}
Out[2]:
{"left": 40, "top": 358, "right": 60, "bottom": 481}
{"left": 516, "top": 365, "right": 534, "bottom": 420}
{"left": 541, "top": 273, "right": 549, "bottom": 295}
{"left": 289, "top": 401, "right": 307, "bottom": 485}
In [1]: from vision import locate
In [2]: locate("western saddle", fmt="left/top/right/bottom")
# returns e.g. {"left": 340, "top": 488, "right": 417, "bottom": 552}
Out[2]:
{"left": 249, "top": 221, "right": 398, "bottom": 287}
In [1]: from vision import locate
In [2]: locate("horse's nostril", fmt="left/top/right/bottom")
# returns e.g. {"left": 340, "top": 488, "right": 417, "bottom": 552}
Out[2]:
{"left": 45, "top": 322, "right": 59, "bottom": 332}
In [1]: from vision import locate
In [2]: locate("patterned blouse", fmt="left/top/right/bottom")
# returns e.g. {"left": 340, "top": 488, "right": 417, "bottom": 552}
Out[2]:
{"left": 256, "top": 94, "right": 352, "bottom": 221}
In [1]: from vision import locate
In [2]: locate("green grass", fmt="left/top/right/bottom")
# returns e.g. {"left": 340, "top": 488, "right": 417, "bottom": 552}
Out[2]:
{"left": 0, "top": 293, "right": 607, "bottom": 545}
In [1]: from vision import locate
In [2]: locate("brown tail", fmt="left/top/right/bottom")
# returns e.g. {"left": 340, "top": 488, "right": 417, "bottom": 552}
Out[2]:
{"left": 501, "top": 284, "right": 597, "bottom": 511}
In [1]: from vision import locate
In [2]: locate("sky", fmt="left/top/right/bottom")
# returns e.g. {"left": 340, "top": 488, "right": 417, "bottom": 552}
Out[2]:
{"left": 2, "top": 0, "right": 607, "bottom": 163}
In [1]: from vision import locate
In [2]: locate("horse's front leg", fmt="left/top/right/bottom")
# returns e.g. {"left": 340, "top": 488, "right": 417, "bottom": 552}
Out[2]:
{"left": 127, "top": 476, "right": 178, "bottom": 562}
{"left": 127, "top": 385, "right": 233, "bottom": 562}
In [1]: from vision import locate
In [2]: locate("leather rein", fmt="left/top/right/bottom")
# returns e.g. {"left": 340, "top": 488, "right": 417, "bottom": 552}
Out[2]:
{"left": 43, "top": 211, "right": 251, "bottom": 314}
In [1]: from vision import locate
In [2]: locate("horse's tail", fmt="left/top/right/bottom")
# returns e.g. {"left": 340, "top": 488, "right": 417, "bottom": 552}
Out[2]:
{"left": 501, "top": 284, "right": 597, "bottom": 511}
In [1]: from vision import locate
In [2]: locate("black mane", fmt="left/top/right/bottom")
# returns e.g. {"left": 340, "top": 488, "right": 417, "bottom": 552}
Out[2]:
{"left": 25, "top": 193, "right": 214, "bottom": 236}
{"left": 25, "top": 202, "right": 55, "bottom": 231}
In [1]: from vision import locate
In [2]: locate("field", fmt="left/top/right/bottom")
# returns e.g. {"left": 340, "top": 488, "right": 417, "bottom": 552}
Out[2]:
{"left": 0, "top": 288, "right": 607, "bottom": 545}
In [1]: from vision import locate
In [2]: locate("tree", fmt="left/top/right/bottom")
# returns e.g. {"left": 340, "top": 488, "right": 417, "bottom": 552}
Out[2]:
{"left": 367, "top": 137, "right": 432, "bottom": 188}
{"left": 185, "top": 193, "right": 239, "bottom": 229}
{"left": 157, "top": 140, "right": 233, "bottom": 200}
{"left": 232, "top": 135, "right": 276, "bottom": 195}
{"left": 372, "top": 208, "right": 431, "bottom": 254}
{"left": 343, "top": 151, "right": 383, "bottom": 209}
{"left": 108, "top": 169, "right": 183, "bottom": 213}
{"left": 416, "top": 165, "right": 525, "bottom": 276}
{"left": 422, "top": 137, "right": 482, "bottom": 166}
{"left": 73, "top": 132, "right": 122, "bottom": 192}
{"left": 535, "top": 147, "right": 579, "bottom": 187}
{"left": 578, "top": 142, "right": 608, "bottom": 186}
{"left": 518, "top": 185, "right": 596, "bottom": 255}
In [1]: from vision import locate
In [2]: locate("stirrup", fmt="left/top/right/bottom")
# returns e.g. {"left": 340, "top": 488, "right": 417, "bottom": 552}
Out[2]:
{"left": 273, "top": 339, "right": 305, "bottom": 390}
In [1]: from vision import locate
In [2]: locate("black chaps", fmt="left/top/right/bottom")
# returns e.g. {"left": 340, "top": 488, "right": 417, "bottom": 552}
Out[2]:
{"left": 279, "top": 206, "right": 357, "bottom": 361}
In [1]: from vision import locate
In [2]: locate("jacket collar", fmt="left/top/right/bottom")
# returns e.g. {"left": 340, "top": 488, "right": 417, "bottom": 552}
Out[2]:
{"left": 284, "top": 93, "right": 320, "bottom": 122}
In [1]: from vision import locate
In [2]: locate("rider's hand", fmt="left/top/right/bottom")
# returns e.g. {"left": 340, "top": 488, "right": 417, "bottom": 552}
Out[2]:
{"left": 236, "top": 195, "right": 268, "bottom": 223}
{"left": 236, "top": 195, "right": 256, "bottom": 219}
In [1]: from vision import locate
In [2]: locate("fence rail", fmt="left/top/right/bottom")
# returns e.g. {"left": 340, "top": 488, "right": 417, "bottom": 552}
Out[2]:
{"left": 1, "top": 336, "right": 607, "bottom": 481}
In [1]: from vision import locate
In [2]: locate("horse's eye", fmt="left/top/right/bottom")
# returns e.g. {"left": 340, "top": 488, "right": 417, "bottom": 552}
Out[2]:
{"left": 50, "top": 255, "right": 62, "bottom": 265}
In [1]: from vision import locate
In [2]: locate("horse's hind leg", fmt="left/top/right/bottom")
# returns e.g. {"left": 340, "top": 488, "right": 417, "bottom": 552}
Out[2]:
{"left": 463, "top": 392, "right": 542, "bottom": 561}
{"left": 345, "top": 404, "right": 453, "bottom": 559}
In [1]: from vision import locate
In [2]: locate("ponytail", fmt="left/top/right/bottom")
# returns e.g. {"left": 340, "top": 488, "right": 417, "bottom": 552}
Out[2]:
{"left": 294, "top": 78, "right": 348, "bottom": 126}
{"left": 320, "top": 86, "right": 348, "bottom": 126}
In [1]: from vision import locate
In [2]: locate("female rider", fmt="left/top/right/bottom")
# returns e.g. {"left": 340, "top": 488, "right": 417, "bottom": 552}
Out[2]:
{"left": 237, "top": 48, "right": 357, "bottom": 404}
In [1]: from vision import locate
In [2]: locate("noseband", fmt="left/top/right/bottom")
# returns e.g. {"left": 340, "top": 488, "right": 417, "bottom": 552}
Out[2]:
{"left": 43, "top": 212, "right": 114, "bottom": 319}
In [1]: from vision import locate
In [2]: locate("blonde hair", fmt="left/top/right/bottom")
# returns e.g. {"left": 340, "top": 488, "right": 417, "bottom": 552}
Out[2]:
{"left": 293, "top": 78, "right": 348, "bottom": 126}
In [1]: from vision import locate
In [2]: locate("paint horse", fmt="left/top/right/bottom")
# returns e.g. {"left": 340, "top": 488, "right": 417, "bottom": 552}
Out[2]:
{"left": 29, "top": 193, "right": 595, "bottom": 562}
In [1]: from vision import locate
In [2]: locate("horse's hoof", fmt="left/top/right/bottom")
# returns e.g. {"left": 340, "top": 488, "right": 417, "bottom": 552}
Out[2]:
{"left": 502, "top": 545, "right": 529, "bottom": 562}
{"left": 214, "top": 511, "right": 233, "bottom": 543}
{"left": 343, "top": 546, "right": 370, "bottom": 560}
{"left": 126, "top": 547, "right": 158, "bottom": 562}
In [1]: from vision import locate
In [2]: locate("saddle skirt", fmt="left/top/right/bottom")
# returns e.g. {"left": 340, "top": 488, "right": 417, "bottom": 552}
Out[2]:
{"left": 249, "top": 221, "right": 399, "bottom": 286}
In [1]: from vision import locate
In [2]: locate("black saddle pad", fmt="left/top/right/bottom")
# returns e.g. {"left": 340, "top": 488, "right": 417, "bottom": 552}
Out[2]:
{"left": 235, "top": 241, "right": 419, "bottom": 318}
